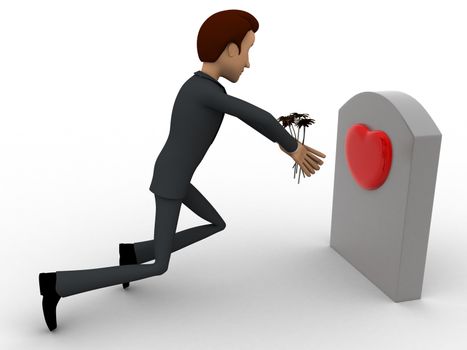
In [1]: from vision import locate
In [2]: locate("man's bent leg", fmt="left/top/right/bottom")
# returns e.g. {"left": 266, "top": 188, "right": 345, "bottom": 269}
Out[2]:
{"left": 133, "top": 183, "right": 226, "bottom": 260}
{"left": 55, "top": 195, "right": 181, "bottom": 297}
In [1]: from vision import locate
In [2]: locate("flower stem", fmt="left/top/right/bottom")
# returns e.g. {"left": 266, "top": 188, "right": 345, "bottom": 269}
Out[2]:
{"left": 288, "top": 125, "right": 296, "bottom": 139}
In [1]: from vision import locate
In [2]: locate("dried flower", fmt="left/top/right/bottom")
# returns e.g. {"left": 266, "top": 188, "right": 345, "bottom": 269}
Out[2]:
{"left": 277, "top": 112, "right": 316, "bottom": 184}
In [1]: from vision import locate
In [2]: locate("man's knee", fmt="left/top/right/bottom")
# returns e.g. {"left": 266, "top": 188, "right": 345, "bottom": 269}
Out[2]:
{"left": 150, "top": 261, "right": 170, "bottom": 275}
{"left": 216, "top": 218, "right": 226, "bottom": 231}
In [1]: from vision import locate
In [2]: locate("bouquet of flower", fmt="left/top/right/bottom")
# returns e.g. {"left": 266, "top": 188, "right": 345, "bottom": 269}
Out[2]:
{"left": 277, "top": 112, "right": 315, "bottom": 184}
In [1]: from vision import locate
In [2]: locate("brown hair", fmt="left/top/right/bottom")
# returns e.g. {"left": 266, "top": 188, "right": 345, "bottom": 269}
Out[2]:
{"left": 197, "top": 10, "right": 259, "bottom": 62}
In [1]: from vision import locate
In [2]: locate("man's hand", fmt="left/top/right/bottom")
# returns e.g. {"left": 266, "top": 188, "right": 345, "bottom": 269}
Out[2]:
{"left": 280, "top": 142, "right": 326, "bottom": 177}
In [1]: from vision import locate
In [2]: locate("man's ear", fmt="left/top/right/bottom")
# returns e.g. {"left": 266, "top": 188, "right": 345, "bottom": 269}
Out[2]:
{"left": 226, "top": 42, "right": 240, "bottom": 57}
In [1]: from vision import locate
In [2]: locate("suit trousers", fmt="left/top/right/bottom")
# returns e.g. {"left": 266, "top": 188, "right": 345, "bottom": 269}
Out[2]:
{"left": 55, "top": 183, "right": 226, "bottom": 297}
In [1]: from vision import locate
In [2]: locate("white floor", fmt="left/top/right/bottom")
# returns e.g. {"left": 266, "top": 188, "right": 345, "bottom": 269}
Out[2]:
{"left": 2, "top": 186, "right": 466, "bottom": 350}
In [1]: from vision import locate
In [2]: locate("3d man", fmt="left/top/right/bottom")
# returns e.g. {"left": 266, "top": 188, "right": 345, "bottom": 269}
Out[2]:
{"left": 39, "top": 9, "right": 326, "bottom": 331}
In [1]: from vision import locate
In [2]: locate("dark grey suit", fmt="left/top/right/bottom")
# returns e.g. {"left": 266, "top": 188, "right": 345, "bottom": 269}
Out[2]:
{"left": 55, "top": 71, "right": 298, "bottom": 297}
{"left": 150, "top": 71, "right": 298, "bottom": 199}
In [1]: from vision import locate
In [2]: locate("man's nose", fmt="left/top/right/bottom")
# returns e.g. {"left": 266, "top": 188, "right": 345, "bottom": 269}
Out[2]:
{"left": 245, "top": 60, "right": 250, "bottom": 68}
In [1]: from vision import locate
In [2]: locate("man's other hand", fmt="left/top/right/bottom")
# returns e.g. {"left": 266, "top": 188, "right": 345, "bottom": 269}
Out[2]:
{"left": 279, "top": 142, "right": 326, "bottom": 177}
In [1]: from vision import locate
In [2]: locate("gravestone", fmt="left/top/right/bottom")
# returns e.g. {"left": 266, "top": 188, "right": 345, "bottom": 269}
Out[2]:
{"left": 330, "top": 91, "right": 441, "bottom": 302}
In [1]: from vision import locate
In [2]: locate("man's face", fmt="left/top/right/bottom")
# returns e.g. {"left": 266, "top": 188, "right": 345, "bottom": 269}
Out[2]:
{"left": 220, "top": 30, "right": 255, "bottom": 83}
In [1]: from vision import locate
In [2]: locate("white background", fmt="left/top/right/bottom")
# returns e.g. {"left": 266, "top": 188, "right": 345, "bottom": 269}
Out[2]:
{"left": 1, "top": 0, "right": 466, "bottom": 348}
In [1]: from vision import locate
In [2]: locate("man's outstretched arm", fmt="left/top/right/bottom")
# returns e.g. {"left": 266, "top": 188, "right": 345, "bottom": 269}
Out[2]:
{"left": 202, "top": 89, "right": 299, "bottom": 152}
{"left": 201, "top": 89, "right": 326, "bottom": 176}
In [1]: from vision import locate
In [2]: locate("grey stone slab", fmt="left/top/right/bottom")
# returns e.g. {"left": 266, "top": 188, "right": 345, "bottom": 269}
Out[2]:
{"left": 330, "top": 91, "right": 441, "bottom": 302}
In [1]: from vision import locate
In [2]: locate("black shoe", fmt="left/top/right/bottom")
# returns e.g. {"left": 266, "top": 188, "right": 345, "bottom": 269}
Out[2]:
{"left": 39, "top": 272, "right": 61, "bottom": 331}
{"left": 119, "top": 243, "right": 137, "bottom": 289}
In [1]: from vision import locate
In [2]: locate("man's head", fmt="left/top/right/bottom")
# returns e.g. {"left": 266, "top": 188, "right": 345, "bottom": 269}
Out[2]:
{"left": 197, "top": 10, "right": 258, "bottom": 83}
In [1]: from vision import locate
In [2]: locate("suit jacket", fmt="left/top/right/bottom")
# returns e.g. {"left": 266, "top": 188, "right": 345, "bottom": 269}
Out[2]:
{"left": 150, "top": 71, "right": 298, "bottom": 199}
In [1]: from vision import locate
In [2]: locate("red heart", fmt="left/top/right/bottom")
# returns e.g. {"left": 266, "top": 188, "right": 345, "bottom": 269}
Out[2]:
{"left": 345, "top": 124, "right": 392, "bottom": 190}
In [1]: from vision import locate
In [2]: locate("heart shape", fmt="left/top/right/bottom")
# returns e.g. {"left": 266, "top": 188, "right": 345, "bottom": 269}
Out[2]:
{"left": 345, "top": 124, "right": 392, "bottom": 190}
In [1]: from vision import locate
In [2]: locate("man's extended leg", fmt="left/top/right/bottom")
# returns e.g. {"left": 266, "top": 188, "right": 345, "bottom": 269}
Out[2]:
{"left": 53, "top": 195, "right": 181, "bottom": 297}
{"left": 133, "top": 183, "right": 226, "bottom": 263}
